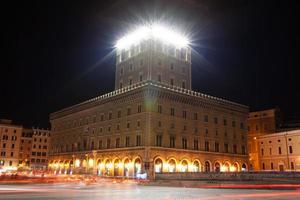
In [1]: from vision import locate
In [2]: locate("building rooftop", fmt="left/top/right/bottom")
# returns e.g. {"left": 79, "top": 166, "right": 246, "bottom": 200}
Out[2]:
{"left": 50, "top": 80, "right": 248, "bottom": 120}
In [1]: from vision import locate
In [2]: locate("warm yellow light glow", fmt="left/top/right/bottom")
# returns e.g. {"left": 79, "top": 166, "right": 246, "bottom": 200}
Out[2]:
{"left": 88, "top": 159, "right": 94, "bottom": 167}
{"left": 230, "top": 166, "right": 237, "bottom": 172}
{"left": 99, "top": 163, "right": 105, "bottom": 169}
{"left": 117, "top": 162, "right": 123, "bottom": 168}
{"left": 116, "top": 24, "right": 189, "bottom": 49}
{"left": 106, "top": 162, "right": 113, "bottom": 169}
{"left": 75, "top": 159, "right": 80, "bottom": 168}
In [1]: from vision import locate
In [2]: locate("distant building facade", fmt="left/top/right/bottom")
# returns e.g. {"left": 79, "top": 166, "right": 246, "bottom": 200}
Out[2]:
{"left": 247, "top": 109, "right": 281, "bottom": 170}
{"left": 258, "top": 130, "right": 300, "bottom": 171}
{"left": 0, "top": 119, "right": 50, "bottom": 171}
{"left": 48, "top": 27, "right": 249, "bottom": 179}
{"left": 0, "top": 120, "right": 22, "bottom": 170}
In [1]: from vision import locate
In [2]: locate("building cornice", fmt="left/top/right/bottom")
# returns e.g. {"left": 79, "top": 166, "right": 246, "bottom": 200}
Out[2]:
{"left": 50, "top": 80, "right": 248, "bottom": 120}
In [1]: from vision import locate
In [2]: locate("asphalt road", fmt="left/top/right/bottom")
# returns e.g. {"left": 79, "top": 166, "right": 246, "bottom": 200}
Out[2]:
{"left": 1, "top": 182, "right": 300, "bottom": 200}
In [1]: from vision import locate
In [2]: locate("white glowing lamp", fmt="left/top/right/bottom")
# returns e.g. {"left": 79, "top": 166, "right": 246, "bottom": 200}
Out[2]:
{"left": 116, "top": 24, "right": 189, "bottom": 50}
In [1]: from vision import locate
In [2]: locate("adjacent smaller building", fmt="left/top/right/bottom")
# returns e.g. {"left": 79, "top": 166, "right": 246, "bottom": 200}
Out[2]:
{"left": 0, "top": 119, "right": 51, "bottom": 172}
{"left": 0, "top": 120, "right": 22, "bottom": 170}
{"left": 258, "top": 130, "right": 300, "bottom": 171}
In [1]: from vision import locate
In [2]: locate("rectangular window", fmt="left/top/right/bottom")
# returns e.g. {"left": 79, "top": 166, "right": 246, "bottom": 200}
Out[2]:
{"left": 125, "top": 137, "right": 130, "bottom": 147}
{"left": 116, "top": 138, "right": 120, "bottom": 148}
{"left": 215, "top": 142, "right": 219, "bottom": 152}
{"left": 182, "top": 138, "right": 187, "bottom": 149}
{"left": 261, "top": 148, "right": 264, "bottom": 156}
{"left": 291, "top": 162, "right": 295, "bottom": 170}
{"left": 136, "top": 135, "right": 141, "bottom": 146}
{"left": 278, "top": 147, "right": 282, "bottom": 154}
{"left": 158, "top": 74, "right": 161, "bottom": 82}
{"left": 269, "top": 148, "right": 272, "bottom": 155}
{"left": 224, "top": 143, "right": 229, "bottom": 153}
{"left": 289, "top": 146, "right": 293, "bottom": 154}
{"left": 205, "top": 141, "right": 209, "bottom": 151}
{"left": 194, "top": 140, "right": 199, "bottom": 150}
{"left": 242, "top": 145, "right": 246, "bottom": 155}
{"left": 156, "top": 135, "right": 162, "bottom": 147}
{"left": 107, "top": 139, "right": 111, "bottom": 149}
{"left": 233, "top": 145, "right": 237, "bottom": 154}
{"left": 99, "top": 140, "right": 102, "bottom": 149}
{"left": 223, "top": 119, "right": 227, "bottom": 126}
{"left": 170, "top": 136, "right": 175, "bottom": 148}
{"left": 118, "top": 110, "right": 121, "bottom": 118}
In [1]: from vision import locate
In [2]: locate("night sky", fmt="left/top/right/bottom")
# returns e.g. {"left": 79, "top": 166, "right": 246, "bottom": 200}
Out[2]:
{"left": 1, "top": 0, "right": 299, "bottom": 128}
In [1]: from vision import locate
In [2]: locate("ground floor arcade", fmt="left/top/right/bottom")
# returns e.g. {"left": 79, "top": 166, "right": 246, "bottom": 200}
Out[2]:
{"left": 48, "top": 147, "right": 249, "bottom": 179}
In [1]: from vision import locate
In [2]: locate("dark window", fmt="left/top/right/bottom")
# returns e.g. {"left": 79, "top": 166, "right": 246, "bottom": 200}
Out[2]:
{"left": 156, "top": 135, "right": 162, "bottom": 147}
{"left": 289, "top": 146, "right": 293, "bottom": 154}
{"left": 215, "top": 142, "right": 219, "bottom": 152}
{"left": 291, "top": 162, "right": 295, "bottom": 170}
{"left": 278, "top": 147, "right": 282, "bottom": 154}
{"left": 224, "top": 143, "right": 229, "bottom": 153}
{"left": 182, "top": 138, "right": 187, "bottom": 149}
{"left": 170, "top": 78, "right": 174, "bottom": 86}
{"left": 170, "top": 136, "right": 175, "bottom": 148}
{"left": 116, "top": 138, "right": 120, "bottom": 148}
{"left": 242, "top": 146, "right": 246, "bottom": 155}
{"left": 125, "top": 137, "right": 130, "bottom": 147}
{"left": 109, "top": 112, "right": 112, "bottom": 120}
{"left": 194, "top": 140, "right": 199, "bottom": 150}
{"left": 223, "top": 119, "right": 227, "bottom": 126}
{"left": 118, "top": 110, "right": 122, "bottom": 118}
{"left": 138, "top": 105, "right": 142, "bottom": 113}
{"left": 98, "top": 140, "right": 102, "bottom": 149}
{"left": 136, "top": 135, "right": 141, "bottom": 146}
{"left": 205, "top": 141, "right": 209, "bottom": 151}
{"left": 233, "top": 145, "right": 237, "bottom": 154}
{"left": 261, "top": 148, "right": 264, "bottom": 156}
{"left": 107, "top": 139, "right": 111, "bottom": 149}
{"left": 271, "top": 162, "right": 274, "bottom": 170}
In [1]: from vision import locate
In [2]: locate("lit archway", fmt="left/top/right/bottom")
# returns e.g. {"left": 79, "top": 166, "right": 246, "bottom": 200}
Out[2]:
{"left": 231, "top": 162, "right": 239, "bottom": 172}
{"left": 124, "top": 158, "right": 131, "bottom": 177}
{"left": 134, "top": 158, "right": 142, "bottom": 176}
{"left": 205, "top": 161, "right": 210, "bottom": 172}
{"left": 242, "top": 163, "right": 247, "bottom": 172}
{"left": 154, "top": 158, "right": 163, "bottom": 173}
{"left": 192, "top": 160, "right": 200, "bottom": 172}
{"left": 168, "top": 159, "right": 176, "bottom": 172}
{"left": 214, "top": 162, "right": 221, "bottom": 172}
{"left": 105, "top": 160, "right": 112, "bottom": 176}
{"left": 97, "top": 159, "right": 103, "bottom": 175}
{"left": 222, "top": 162, "right": 230, "bottom": 172}
{"left": 180, "top": 160, "right": 188, "bottom": 172}
{"left": 114, "top": 159, "right": 122, "bottom": 177}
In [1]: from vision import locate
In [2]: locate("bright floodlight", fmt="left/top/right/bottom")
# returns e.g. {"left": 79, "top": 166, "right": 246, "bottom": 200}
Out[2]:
{"left": 116, "top": 25, "right": 189, "bottom": 49}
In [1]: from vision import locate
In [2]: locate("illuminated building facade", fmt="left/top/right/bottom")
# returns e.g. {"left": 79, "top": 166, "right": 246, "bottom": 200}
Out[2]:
{"left": 247, "top": 109, "right": 281, "bottom": 170}
{"left": 48, "top": 25, "right": 249, "bottom": 178}
{"left": 0, "top": 120, "right": 22, "bottom": 170}
{"left": 258, "top": 130, "right": 300, "bottom": 171}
